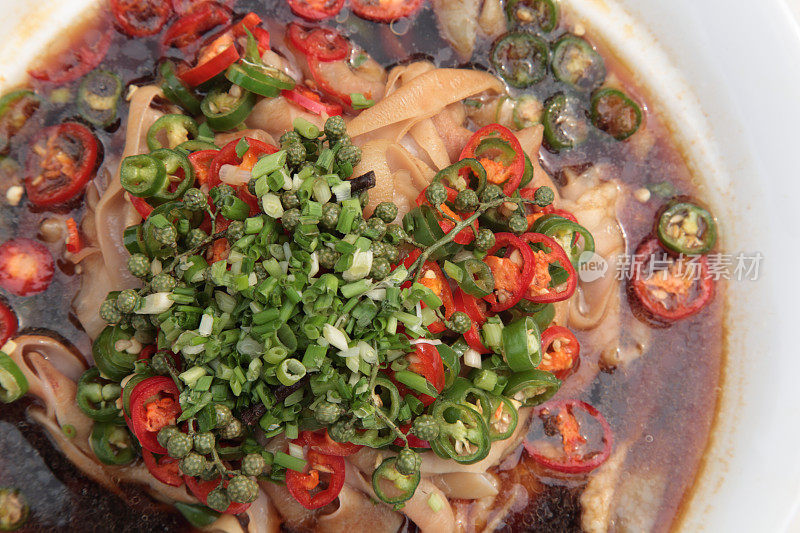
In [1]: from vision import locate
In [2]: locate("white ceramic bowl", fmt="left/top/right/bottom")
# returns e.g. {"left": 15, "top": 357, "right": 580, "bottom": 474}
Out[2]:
{"left": 2, "top": 1, "right": 799, "bottom": 531}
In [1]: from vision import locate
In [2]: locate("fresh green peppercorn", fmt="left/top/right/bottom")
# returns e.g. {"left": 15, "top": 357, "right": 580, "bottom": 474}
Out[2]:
{"left": 384, "top": 224, "right": 407, "bottom": 245}
{"left": 374, "top": 202, "right": 398, "bottom": 223}
{"left": 227, "top": 220, "right": 245, "bottom": 242}
{"left": 183, "top": 188, "right": 207, "bottom": 211}
{"left": 337, "top": 144, "right": 362, "bottom": 167}
{"left": 281, "top": 190, "right": 300, "bottom": 210}
{"left": 324, "top": 115, "right": 347, "bottom": 140}
{"left": 227, "top": 475, "right": 259, "bottom": 504}
{"left": 180, "top": 452, "right": 207, "bottom": 477}
{"left": 396, "top": 447, "right": 421, "bottom": 476}
{"left": 151, "top": 272, "right": 177, "bottom": 293}
{"left": 383, "top": 244, "right": 399, "bottom": 264}
{"left": 241, "top": 453, "right": 266, "bottom": 477}
{"left": 370, "top": 257, "right": 391, "bottom": 280}
{"left": 206, "top": 485, "right": 231, "bottom": 512}
{"left": 282, "top": 208, "right": 301, "bottom": 232}
{"left": 154, "top": 224, "right": 178, "bottom": 246}
{"left": 193, "top": 432, "right": 215, "bottom": 455}
{"left": 411, "top": 414, "right": 440, "bottom": 442}
{"left": 314, "top": 401, "right": 343, "bottom": 425}
{"left": 127, "top": 254, "right": 150, "bottom": 278}
{"left": 0, "top": 488, "right": 29, "bottom": 531}
{"left": 448, "top": 311, "right": 472, "bottom": 334}
{"left": 214, "top": 404, "right": 233, "bottom": 428}
{"left": 370, "top": 240, "right": 387, "bottom": 258}
{"left": 508, "top": 213, "right": 529, "bottom": 234}
{"left": 151, "top": 351, "right": 172, "bottom": 375}
{"left": 351, "top": 217, "right": 368, "bottom": 235}
{"left": 425, "top": 181, "right": 447, "bottom": 206}
{"left": 474, "top": 228, "right": 495, "bottom": 252}
{"left": 220, "top": 419, "right": 243, "bottom": 440}
{"left": 534, "top": 185, "right": 555, "bottom": 207}
{"left": 480, "top": 183, "right": 504, "bottom": 203}
{"left": 317, "top": 247, "right": 341, "bottom": 270}
{"left": 99, "top": 299, "right": 122, "bottom": 324}
{"left": 186, "top": 228, "right": 208, "bottom": 248}
{"left": 210, "top": 184, "right": 235, "bottom": 203}
{"left": 320, "top": 202, "right": 341, "bottom": 230}
{"left": 167, "top": 432, "right": 193, "bottom": 459}
{"left": 364, "top": 217, "right": 386, "bottom": 240}
{"left": 280, "top": 130, "right": 302, "bottom": 146}
{"left": 358, "top": 190, "right": 369, "bottom": 209}
{"left": 328, "top": 419, "right": 355, "bottom": 443}
{"left": 115, "top": 289, "right": 140, "bottom": 314}
{"left": 284, "top": 142, "right": 307, "bottom": 167}
{"left": 454, "top": 189, "right": 479, "bottom": 212}
{"left": 130, "top": 314, "right": 151, "bottom": 332}
{"left": 157, "top": 425, "right": 181, "bottom": 448}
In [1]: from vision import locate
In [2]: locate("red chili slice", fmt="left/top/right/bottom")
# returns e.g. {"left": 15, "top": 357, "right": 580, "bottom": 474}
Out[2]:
{"left": 29, "top": 26, "right": 112, "bottom": 84}
{"left": 24, "top": 123, "right": 99, "bottom": 207}
{"left": 287, "top": 0, "right": 346, "bottom": 21}
{"left": 415, "top": 186, "right": 479, "bottom": 245}
{"left": 129, "top": 194, "right": 154, "bottom": 219}
{"left": 287, "top": 23, "right": 350, "bottom": 62}
{"left": 185, "top": 475, "right": 252, "bottom": 514}
{"left": 453, "top": 289, "right": 491, "bottom": 354}
{"left": 209, "top": 138, "right": 277, "bottom": 188}
{"left": 538, "top": 325, "right": 580, "bottom": 379}
{"left": 350, "top": 0, "right": 424, "bottom": 22}
{"left": 142, "top": 449, "right": 184, "bottom": 487}
{"left": 110, "top": 0, "right": 172, "bottom": 37}
{"left": 286, "top": 449, "right": 346, "bottom": 510}
{"left": 188, "top": 149, "right": 220, "bottom": 188}
{"left": 128, "top": 376, "right": 181, "bottom": 454}
{"left": 0, "top": 239, "right": 54, "bottom": 297}
{"left": 0, "top": 301, "right": 18, "bottom": 347}
{"left": 161, "top": 1, "right": 233, "bottom": 53}
{"left": 65, "top": 218, "right": 83, "bottom": 254}
{"left": 401, "top": 249, "right": 456, "bottom": 334}
{"left": 297, "top": 430, "right": 363, "bottom": 456}
{"left": 520, "top": 232, "right": 577, "bottom": 303}
{"left": 631, "top": 237, "right": 715, "bottom": 321}
{"left": 482, "top": 232, "right": 535, "bottom": 312}
{"left": 283, "top": 86, "right": 343, "bottom": 117}
{"left": 524, "top": 399, "right": 613, "bottom": 474}
{"left": 232, "top": 13, "right": 271, "bottom": 54}
{"left": 179, "top": 37, "right": 240, "bottom": 87}
{"left": 390, "top": 341, "right": 445, "bottom": 407}
{"left": 460, "top": 124, "right": 525, "bottom": 196}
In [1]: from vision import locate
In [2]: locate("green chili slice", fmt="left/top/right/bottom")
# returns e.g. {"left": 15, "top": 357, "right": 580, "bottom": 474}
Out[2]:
{"left": 0, "top": 351, "right": 28, "bottom": 403}
{"left": 429, "top": 399, "right": 490, "bottom": 464}
{"left": 590, "top": 88, "right": 642, "bottom": 141}
{"left": 77, "top": 367, "right": 123, "bottom": 422}
{"left": 552, "top": 34, "right": 606, "bottom": 91}
{"left": 533, "top": 214, "right": 595, "bottom": 267}
{"left": 372, "top": 457, "right": 420, "bottom": 504}
{"left": 505, "top": 0, "right": 559, "bottom": 32}
{"left": 78, "top": 70, "right": 122, "bottom": 127}
{"left": 437, "top": 343, "right": 461, "bottom": 390}
{"left": 433, "top": 158, "right": 487, "bottom": 196}
{"left": 120, "top": 154, "right": 168, "bottom": 198}
{"left": 177, "top": 140, "right": 219, "bottom": 154}
{"left": 519, "top": 154, "right": 534, "bottom": 188}
{"left": 543, "top": 93, "right": 590, "bottom": 151}
{"left": 90, "top": 422, "right": 137, "bottom": 465}
{"left": 92, "top": 326, "right": 140, "bottom": 381}
{"left": 373, "top": 376, "right": 402, "bottom": 423}
{"left": 123, "top": 224, "right": 147, "bottom": 256}
{"left": 452, "top": 258, "right": 494, "bottom": 298}
{"left": 201, "top": 86, "right": 256, "bottom": 132}
{"left": 225, "top": 63, "right": 283, "bottom": 98}
{"left": 501, "top": 316, "right": 541, "bottom": 372}
{"left": 121, "top": 371, "right": 154, "bottom": 417}
{"left": 444, "top": 378, "right": 493, "bottom": 422}
{"left": 239, "top": 62, "right": 296, "bottom": 91}
{"left": 173, "top": 503, "right": 220, "bottom": 528}
{"left": 147, "top": 114, "right": 199, "bottom": 151}
{"left": 486, "top": 394, "right": 518, "bottom": 441}
{"left": 160, "top": 61, "right": 202, "bottom": 116}
{"left": 657, "top": 201, "right": 717, "bottom": 255}
{"left": 491, "top": 32, "right": 549, "bottom": 88}
{"left": 149, "top": 149, "right": 195, "bottom": 203}
{"left": 503, "top": 369, "right": 560, "bottom": 406}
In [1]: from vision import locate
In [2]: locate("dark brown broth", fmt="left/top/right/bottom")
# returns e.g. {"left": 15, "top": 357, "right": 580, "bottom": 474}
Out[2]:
{"left": 0, "top": 2, "right": 723, "bottom": 531}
